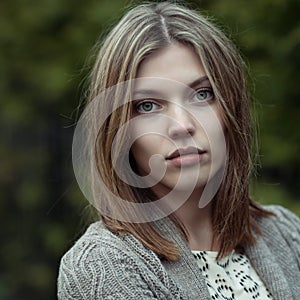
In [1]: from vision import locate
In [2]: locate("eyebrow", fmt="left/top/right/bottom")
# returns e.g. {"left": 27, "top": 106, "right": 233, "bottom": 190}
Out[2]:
{"left": 188, "top": 76, "right": 210, "bottom": 89}
{"left": 133, "top": 76, "right": 210, "bottom": 98}
{"left": 133, "top": 89, "right": 164, "bottom": 99}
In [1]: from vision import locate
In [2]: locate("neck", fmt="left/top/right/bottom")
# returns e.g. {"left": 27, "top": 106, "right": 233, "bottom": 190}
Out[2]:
{"left": 151, "top": 184, "right": 219, "bottom": 251}
{"left": 172, "top": 189, "right": 219, "bottom": 251}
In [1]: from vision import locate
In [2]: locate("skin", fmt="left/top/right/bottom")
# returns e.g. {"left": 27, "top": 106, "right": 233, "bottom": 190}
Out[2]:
{"left": 129, "top": 43, "right": 225, "bottom": 250}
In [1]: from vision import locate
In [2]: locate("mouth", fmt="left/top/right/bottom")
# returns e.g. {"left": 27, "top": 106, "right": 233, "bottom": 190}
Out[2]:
{"left": 166, "top": 146, "right": 206, "bottom": 167}
{"left": 166, "top": 146, "right": 206, "bottom": 160}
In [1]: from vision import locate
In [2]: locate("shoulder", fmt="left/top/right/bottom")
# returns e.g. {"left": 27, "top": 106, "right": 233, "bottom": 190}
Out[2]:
{"left": 260, "top": 204, "right": 300, "bottom": 232}
{"left": 57, "top": 222, "right": 170, "bottom": 299}
{"left": 59, "top": 221, "right": 140, "bottom": 262}
{"left": 257, "top": 204, "right": 300, "bottom": 253}
{"left": 251, "top": 205, "right": 300, "bottom": 297}
{"left": 58, "top": 221, "right": 164, "bottom": 266}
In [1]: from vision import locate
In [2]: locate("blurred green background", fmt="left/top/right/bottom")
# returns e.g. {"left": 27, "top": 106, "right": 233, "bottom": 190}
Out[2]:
{"left": 0, "top": 0, "right": 299, "bottom": 299}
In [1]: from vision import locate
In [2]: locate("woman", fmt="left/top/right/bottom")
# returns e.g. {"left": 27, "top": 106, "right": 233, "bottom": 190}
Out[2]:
{"left": 58, "top": 2, "right": 300, "bottom": 299}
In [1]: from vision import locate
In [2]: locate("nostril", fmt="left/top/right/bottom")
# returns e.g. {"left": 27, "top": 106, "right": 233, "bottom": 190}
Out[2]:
{"left": 168, "top": 123, "right": 195, "bottom": 139}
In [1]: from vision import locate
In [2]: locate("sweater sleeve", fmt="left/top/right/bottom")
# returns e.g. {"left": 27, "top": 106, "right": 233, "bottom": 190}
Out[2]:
{"left": 57, "top": 238, "right": 167, "bottom": 300}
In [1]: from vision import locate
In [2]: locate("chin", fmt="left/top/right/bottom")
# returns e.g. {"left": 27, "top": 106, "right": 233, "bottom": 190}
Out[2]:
{"left": 161, "top": 177, "right": 207, "bottom": 192}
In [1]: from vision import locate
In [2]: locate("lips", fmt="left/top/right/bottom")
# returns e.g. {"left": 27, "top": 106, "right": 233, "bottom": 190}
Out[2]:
{"left": 166, "top": 146, "right": 206, "bottom": 160}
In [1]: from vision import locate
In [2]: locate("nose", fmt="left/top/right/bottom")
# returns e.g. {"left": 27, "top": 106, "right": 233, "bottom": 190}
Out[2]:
{"left": 167, "top": 104, "right": 196, "bottom": 139}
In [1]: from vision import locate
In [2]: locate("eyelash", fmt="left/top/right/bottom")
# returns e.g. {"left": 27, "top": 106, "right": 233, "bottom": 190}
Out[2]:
{"left": 134, "top": 100, "right": 161, "bottom": 114}
{"left": 192, "top": 87, "right": 214, "bottom": 103}
{"left": 134, "top": 87, "right": 214, "bottom": 114}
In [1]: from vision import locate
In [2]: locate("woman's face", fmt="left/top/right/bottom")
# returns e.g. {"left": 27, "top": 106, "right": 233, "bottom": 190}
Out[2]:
{"left": 129, "top": 43, "right": 226, "bottom": 197}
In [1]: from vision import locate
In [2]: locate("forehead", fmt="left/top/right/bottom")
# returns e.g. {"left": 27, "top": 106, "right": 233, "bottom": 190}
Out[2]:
{"left": 136, "top": 43, "right": 206, "bottom": 86}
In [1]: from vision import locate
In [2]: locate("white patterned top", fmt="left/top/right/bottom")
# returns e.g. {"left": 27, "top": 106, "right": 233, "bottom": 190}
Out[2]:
{"left": 192, "top": 250, "right": 273, "bottom": 300}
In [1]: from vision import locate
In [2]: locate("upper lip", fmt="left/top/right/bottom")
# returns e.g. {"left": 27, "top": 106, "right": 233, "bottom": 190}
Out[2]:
{"left": 166, "top": 146, "right": 205, "bottom": 160}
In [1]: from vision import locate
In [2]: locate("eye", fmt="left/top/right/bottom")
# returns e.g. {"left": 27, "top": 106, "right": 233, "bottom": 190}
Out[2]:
{"left": 192, "top": 88, "right": 214, "bottom": 103}
{"left": 135, "top": 100, "right": 161, "bottom": 114}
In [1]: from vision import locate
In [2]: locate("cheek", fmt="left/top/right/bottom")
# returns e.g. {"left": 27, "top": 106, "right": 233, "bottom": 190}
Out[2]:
{"left": 193, "top": 104, "right": 224, "bottom": 140}
{"left": 129, "top": 118, "right": 150, "bottom": 171}
{"left": 131, "top": 134, "right": 165, "bottom": 178}
{"left": 194, "top": 105, "right": 226, "bottom": 167}
{"left": 131, "top": 137, "right": 149, "bottom": 163}
{"left": 206, "top": 115, "right": 227, "bottom": 172}
{"left": 130, "top": 136, "right": 161, "bottom": 175}
{"left": 128, "top": 116, "right": 167, "bottom": 171}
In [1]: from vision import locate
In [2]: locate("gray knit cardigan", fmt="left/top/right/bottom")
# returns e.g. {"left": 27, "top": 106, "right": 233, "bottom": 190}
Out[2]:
{"left": 57, "top": 205, "right": 300, "bottom": 299}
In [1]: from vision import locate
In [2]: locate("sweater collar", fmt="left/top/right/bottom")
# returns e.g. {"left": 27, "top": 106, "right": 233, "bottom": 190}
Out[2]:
{"left": 244, "top": 227, "right": 293, "bottom": 300}
{"left": 155, "top": 215, "right": 293, "bottom": 300}
{"left": 155, "top": 217, "right": 212, "bottom": 299}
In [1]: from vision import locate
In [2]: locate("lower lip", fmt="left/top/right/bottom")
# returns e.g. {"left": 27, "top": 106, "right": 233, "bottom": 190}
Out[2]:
{"left": 167, "top": 154, "right": 204, "bottom": 167}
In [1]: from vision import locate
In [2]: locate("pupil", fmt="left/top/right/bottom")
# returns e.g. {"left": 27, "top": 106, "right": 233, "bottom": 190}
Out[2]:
{"left": 198, "top": 91, "right": 207, "bottom": 100}
{"left": 198, "top": 92, "right": 205, "bottom": 99}
{"left": 143, "top": 103, "right": 152, "bottom": 111}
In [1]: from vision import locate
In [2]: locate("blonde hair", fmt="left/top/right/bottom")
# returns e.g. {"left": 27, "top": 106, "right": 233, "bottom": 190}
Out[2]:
{"left": 86, "top": 1, "right": 271, "bottom": 260}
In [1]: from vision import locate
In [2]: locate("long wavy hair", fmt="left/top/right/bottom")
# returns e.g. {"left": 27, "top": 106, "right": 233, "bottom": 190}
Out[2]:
{"left": 85, "top": 1, "right": 271, "bottom": 260}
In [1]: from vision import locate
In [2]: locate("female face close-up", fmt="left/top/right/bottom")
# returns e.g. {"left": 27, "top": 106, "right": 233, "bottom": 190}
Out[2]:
{"left": 129, "top": 43, "right": 226, "bottom": 198}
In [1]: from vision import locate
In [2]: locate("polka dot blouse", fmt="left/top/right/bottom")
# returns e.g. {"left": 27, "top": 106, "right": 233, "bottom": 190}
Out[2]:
{"left": 192, "top": 250, "right": 273, "bottom": 300}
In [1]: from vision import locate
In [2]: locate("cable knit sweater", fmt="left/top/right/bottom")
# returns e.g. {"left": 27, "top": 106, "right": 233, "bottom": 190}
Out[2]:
{"left": 57, "top": 205, "right": 300, "bottom": 299}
